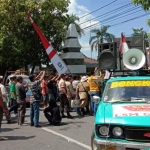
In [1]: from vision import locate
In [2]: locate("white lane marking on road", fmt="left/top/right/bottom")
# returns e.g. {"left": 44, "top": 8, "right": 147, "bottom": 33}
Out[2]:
{"left": 42, "top": 127, "right": 91, "bottom": 150}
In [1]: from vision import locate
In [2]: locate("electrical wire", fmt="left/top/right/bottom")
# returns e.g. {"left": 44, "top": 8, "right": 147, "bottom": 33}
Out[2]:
{"left": 82, "top": 6, "right": 141, "bottom": 30}
{"left": 81, "top": 13, "right": 149, "bottom": 38}
{"left": 84, "top": 8, "right": 143, "bottom": 33}
{"left": 81, "top": 6, "right": 143, "bottom": 36}
{"left": 79, "top": 0, "right": 118, "bottom": 19}
{"left": 111, "top": 13, "right": 150, "bottom": 27}
{"left": 79, "top": 3, "right": 132, "bottom": 25}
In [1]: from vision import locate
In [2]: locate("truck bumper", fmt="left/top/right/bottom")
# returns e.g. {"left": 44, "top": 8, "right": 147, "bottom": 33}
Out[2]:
{"left": 94, "top": 138, "right": 150, "bottom": 149}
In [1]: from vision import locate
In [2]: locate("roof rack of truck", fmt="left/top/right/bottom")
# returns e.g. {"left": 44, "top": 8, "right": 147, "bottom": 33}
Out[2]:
{"left": 108, "top": 69, "right": 150, "bottom": 78}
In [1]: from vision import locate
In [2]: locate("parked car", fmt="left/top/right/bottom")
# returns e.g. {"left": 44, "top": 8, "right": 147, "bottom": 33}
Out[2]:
{"left": 91, "top": 76, "right": 150, "bottom": 150}
{"left": 5, "top": 74, "right": 31, "bottom": 106}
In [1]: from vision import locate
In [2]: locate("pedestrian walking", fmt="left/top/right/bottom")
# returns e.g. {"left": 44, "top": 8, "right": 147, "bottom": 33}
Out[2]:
{"left": 0, "top": 88, "right": 9, "bottom": 141}
{"left": 16, "top": 76, "right": 27, "bottom": 125}
{"left": 29, "top": 71, "right": 45, "bottom": 128}
{"left": 0, "top": 78, "right": 11, "bottom": 123}
{"left": 58, "top": 74, "right": 73, "bottom": 119}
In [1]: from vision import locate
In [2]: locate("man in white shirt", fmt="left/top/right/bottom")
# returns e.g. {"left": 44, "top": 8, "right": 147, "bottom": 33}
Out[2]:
{"left": 0, "top": 78, "right": 11, "bottom": 123}
{"left": 72, "top": 76, "right": 80, "bottom": 92}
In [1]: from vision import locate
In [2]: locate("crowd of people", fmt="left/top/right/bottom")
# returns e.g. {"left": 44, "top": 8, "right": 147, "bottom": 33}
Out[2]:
{"left": 0, "top": 67, "right": 104, "bottom": 140}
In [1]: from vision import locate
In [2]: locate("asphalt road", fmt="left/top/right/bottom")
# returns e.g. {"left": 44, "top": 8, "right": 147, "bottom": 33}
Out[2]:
{"left": 0, "top": 108, "right": 94, "bottom": 150}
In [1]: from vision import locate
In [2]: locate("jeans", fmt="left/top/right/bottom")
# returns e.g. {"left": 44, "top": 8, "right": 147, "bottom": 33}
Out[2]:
{"left": 49, "top": 93, "right": 55, "bottom": 101}
{"left": 30, "top": 101, "right": 40, "bottom": 126}
{"left": 89, "top": 91, "right": 100, "bottom": 115}
{"left": 43, "top": 94, "right": 49, "bottom": 102}
{"left": 9, "top": 98, "right": 18, "bottom": 114}
{"left": 76, "top": 107, "right": 80, "bottom": 114}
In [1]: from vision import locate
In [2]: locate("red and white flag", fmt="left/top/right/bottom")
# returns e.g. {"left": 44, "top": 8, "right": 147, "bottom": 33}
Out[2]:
{"left": 26, "top": 14, "right": 68, "bottom": 74}
{"left": 119, "top": 33, "right": 129, "bottom": 54}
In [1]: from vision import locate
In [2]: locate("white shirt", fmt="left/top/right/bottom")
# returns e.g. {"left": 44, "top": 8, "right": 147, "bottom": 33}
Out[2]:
{"left": 72, "top": 80, "right": 80, "bottom": 89}
{"left": 0, "top": 84, "right": 8, "bottom": 102}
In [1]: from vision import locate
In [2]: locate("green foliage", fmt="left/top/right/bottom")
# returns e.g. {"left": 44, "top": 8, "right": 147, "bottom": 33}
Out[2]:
{"left": 132, "top": 0, "right": 150, "bottom": 27}
{"left": 132, "top": 0, "right": 150, "bottom": 11}
{"left": 89, "top": 25, "right": 115, "bottom": 51}
{"left": 0, "top": 0, "right": 70, "bottom": 75}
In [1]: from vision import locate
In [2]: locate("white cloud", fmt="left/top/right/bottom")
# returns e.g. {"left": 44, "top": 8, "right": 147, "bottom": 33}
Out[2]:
{"left": 68, "top": 0, "right": 100, "bottom": 29}
{"left": 68, "top": 0, "right": 100, "bottom": 59}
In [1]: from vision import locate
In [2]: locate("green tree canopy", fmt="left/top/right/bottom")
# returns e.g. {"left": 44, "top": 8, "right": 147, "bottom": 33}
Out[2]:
{"left": 132, "top": 0, "right": 150, "bottom": 26}
{"left": 89, "top": 25, "right": 115, "bottom": 51}
{"left": 132, "top": 0, "right": 150, "bottom": 10}
{"left": 0, "top": 0, "right": 70, "bottom": 75}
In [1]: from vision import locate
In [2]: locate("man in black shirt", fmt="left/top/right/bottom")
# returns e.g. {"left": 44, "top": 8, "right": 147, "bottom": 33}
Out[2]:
{"left": 47, "top": 74, "right": 60, "bottom": 101}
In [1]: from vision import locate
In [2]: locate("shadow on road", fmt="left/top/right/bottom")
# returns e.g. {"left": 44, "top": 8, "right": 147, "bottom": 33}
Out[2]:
{"left": 1, "top": 135, "right": 36, "bottom": 141}
{"left": 1, "top": 128, "right": 19, "bottom": 133}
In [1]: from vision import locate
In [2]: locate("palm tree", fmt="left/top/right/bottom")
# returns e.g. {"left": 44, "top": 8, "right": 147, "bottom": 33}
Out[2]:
{"left": 89, "top": 25, "right": 115, "bottom": 51}
{"left": 65, "top": 14, "right": 84, "bottom": 37}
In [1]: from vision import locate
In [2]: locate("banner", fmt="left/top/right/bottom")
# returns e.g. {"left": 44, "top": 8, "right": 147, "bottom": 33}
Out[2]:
{"left": 26, "top": 14, "right": 68, "bottom": 74}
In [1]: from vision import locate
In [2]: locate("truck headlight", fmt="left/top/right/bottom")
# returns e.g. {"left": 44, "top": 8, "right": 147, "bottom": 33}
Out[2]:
{"left": 99, "top": 126, "right": 109, "bottom": 136}
{"left": 112, "top": 127, "right": 123, "bottom": 136}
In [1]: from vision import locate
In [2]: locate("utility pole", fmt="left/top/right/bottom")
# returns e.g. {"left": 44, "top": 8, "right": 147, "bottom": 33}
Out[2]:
{"left": 90, "top": 16, "right": 92, "bottom": 59}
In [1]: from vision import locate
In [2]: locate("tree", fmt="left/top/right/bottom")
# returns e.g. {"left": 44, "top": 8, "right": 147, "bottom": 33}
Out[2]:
{"left": 89, "top": 25, "right": 115, "bottom": 51}
{"left": 132, "top": 28, "right": 149, "bottom": 47}
{"left": 132, "top": 0, "right": 150, "bottom": 26}
{"left": 0, "top": 0, "right": 70, "bottom": 75}
{"left": 132, "top": 0, "right": 150, "bottom": 10}
{"left": 64, "top": 14, "right": 84, "bottom": 37}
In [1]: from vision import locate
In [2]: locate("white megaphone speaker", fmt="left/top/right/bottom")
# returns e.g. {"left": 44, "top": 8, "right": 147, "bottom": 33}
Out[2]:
{"left": 123, "top": 48, "right": 146, "bottom": 70}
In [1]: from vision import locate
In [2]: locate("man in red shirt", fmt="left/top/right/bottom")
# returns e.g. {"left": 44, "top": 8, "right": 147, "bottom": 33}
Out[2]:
{"left": 41, "top": 76, "right": 48, "bottom": 108}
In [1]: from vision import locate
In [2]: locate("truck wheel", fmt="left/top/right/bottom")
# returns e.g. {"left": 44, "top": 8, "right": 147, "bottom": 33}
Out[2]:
{"left": 91, "top": 131, "right": 100, "bottom": 150}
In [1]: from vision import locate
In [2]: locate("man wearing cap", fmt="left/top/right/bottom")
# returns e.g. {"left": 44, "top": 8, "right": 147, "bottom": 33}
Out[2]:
{"left": 58, "top": 74, "right": 73, "bottom": 119}
{"left": 0, "top": 88, "right": 9, "bottom": 140}
{"left": 29, "top": 71, "right": 45, "bottom": 127}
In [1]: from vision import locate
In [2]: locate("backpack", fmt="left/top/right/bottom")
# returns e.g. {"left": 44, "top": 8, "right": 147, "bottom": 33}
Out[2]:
{"left": 30, "top": 82, "right": 42, "bottom": 100}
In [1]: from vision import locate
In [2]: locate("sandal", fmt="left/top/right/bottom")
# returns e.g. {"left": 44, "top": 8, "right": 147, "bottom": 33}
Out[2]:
{"left": 0, "top": 137, "right": 8, "bottom": 141}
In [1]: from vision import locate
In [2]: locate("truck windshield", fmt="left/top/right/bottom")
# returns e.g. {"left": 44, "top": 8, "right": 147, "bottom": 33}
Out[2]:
{"left": 104, "top": 80, "right": 150, "bottom": 102}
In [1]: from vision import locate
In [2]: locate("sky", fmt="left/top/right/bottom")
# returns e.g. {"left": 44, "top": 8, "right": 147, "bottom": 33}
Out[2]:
{"left": 67, "top": 0, "right": 150, "bottom": 59}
